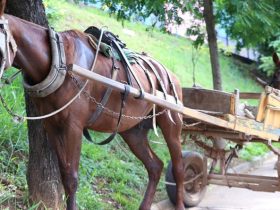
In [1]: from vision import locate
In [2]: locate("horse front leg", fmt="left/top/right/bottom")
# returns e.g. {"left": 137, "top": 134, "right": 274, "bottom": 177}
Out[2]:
{"left": 46, "top": 122, "right": 83, "bottom": 210}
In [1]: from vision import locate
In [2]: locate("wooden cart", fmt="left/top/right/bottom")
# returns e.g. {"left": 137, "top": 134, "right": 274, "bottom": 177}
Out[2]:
{"left": 70, "top": 64, "right": 280, "bottom": 208}
{"left": 165, "top": 86, "right": 280, "bottom": 207}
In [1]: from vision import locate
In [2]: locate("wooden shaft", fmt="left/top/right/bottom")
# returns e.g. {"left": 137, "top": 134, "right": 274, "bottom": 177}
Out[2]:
{"left": 208, "top": 173, "right": 280, "bottom": 192}
{"left": 208, "top": 180, "right": 279, "bottom": 192}
{"left": 239, "top": 92, "right": 261, "bottom": 99}
{"left": 208, "top": 173, "right": 279, "bottom": 184}
{"left": 69, "top": 64, "right": 279, "bottom": 141}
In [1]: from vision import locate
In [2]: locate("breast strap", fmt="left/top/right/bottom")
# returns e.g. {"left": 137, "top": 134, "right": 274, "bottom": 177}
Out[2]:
{"left": 23, "top": 28, "right": 67, "bottom": 97}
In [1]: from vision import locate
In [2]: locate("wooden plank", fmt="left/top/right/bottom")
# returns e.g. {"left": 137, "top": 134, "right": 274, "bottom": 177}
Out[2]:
{"left": 239, "top": 92, "right": 261, "bottom": 99}
{"left": 267, "top": 94, "right": 280, "bottom": 107}
{"left": 208, "top": 173, "right": 280, "bottom": 192}
{"left": 182, "top": 88, "right": 235, "bottom": 115}
{"left": 266, "top": 86, "right": 280, "bottom": 95}
{"left": 70, "top": 64, "right": 280, "bottom": 141}
{"left": 264, "top": 108, "right": 280, "bottom": 129}
{"left": 264, "top": 108, "right": 272, "bottom": 129}
{"left": 208, "top": 180, "right": 279, "bottom": 192}
{"left": 263, "top": 95, "right": 280, "bottom": 129}
{"left": 256, "top": 92, "right": 267, "bottom": 122}
{"left": 208, "top": 173, "right": 279, "bottom": 184}
{"left": 225, "top": 114, "right": 264, "bottom": 131}
{"left": 233, "top": 89, "right": 239, "bottom": 116}
{"left": 230, "top": 94, "right": 236, "bottom": 115}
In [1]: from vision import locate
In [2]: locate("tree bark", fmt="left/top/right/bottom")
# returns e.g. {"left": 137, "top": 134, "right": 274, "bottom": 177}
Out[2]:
{"left": 203, "top": 0, "right": 222, "bottom": 91}
{"left": 202, "top": 0, "right": 226, "bottom": 151}
{"left": 5, "top": 1, "right": 63, "bottom": 208}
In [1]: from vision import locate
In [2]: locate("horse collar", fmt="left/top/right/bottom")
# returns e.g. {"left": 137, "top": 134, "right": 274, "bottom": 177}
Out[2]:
{"left": 23, "top": 28, "right": 67, "bottom": 97}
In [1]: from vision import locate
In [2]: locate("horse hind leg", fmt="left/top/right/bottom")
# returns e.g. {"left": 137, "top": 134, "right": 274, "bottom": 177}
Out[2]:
{"left": 120, "top": 119, "right": 163, "bottom": 210}
{"left": 157, "top": 109, "right": 185, "bottom": 210}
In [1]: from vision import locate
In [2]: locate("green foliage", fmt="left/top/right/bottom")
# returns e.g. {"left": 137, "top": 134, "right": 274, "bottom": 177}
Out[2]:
{"left": 86, "top": 0, "right": 280, "bottom": 51}
{"left": 259, "top": 36, "right": 280, "bottom": 76}
{"left": 186, "top": 24, "right": 205, "bottom": 49}
{"left": 44, "top": 0, "right": 64, "bottom": 24}
{"left": 240, "top": 143, "right": 268, "bottom": 161}
{"left": 216, "top": 0, "right": 280, "bottom": 49}
{"left": 259, "top": 56, "right": 275, "bottom": 77}
{"left": 91, "top": 0, "right": 189, "bottom": 29}
{"left": 0, "top": 68, "right": 28, "bottom": 209}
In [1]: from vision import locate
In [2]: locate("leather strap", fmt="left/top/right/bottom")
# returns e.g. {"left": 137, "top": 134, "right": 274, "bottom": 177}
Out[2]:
{"left": 88, "top": 64, "right": 119, "bottom": 125}
{"left": 112, "top": 40, "right": 145, "bottom": 99}
{"left": 84, "top": 84, "right": 130, "bottom": 145}
{"left": 153, "top": 59, "right": 180, "bottom": 104}
{"left": 136, "top": 54, "right": 168, "bottom": 99}
{"left": 133, "top": 57, "right": 159, "bottom": 136}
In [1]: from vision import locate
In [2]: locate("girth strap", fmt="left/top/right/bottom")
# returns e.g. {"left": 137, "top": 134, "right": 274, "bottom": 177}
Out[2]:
{"left": 84, "top": 85, "right": 130, "bottom": 145}
{"left": 88, "top": 64, "right": 119, "bottom": 125}
{"left": 112, "top": 40, "right": 145, "bottom": 99}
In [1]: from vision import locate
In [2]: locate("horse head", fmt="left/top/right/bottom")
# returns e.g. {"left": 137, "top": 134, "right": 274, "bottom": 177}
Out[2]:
{"left": 0, "top": 0, "right": 17, "bottom": 78}
{"left": 271, "top": 52, "right": 280, "bottom": 89}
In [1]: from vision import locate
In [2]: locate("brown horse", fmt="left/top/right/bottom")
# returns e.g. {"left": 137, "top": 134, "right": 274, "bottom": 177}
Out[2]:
{"left": 0, "top": 2, "right": 185, "bottom": 210}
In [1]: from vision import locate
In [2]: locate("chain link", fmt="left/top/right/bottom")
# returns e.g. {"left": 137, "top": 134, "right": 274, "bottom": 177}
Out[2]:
{"left": 69, "top": 72, "right": 167, "bottom": 120}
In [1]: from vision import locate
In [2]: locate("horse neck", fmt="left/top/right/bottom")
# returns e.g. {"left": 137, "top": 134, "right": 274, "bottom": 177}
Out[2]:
{"left": 6, "top": 15, "right": 51, "bottom": 85}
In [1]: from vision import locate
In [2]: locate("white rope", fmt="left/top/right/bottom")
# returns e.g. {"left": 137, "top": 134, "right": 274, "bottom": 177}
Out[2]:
{"left": 162, "top": 172, "right": 203, "bottom": 186}
{"left": 183, "top": 121, "right": 201, "bottom": 127}
{"left": 149, "top": 140, "right": 166, "bottom": 145}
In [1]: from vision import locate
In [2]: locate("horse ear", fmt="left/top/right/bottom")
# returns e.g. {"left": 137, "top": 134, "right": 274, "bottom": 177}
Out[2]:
{"left": 273, "top": 52, "right": 280, "bottom": 66}
{"left": 0, "top": 0, "right": 6, "bottom": 17}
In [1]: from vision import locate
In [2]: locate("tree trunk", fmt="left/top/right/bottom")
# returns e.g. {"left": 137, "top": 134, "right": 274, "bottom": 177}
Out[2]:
{"left": 202, "top": 0, "right": 226, "bottom": 152}
{"left": 203, "top": 0, "right": 222, "bottom": 91}
{"left": 5, "top": 1, "right": 63, "bottom": 209}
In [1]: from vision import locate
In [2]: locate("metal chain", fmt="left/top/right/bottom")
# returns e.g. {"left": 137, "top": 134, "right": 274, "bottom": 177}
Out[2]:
{"left": 0, "top": 93, "right": 24, "bottom": 123}
{"left": 68, "top": 72, "right": 167, "bottom": 120}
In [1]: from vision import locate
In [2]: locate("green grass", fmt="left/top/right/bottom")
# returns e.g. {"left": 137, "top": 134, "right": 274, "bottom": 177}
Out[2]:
{"left": 0, "top": 0, "right": 270, "bottom": 209}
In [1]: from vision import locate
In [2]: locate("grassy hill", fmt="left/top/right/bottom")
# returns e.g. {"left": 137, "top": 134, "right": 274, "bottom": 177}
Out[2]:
{"left": 0, "top": 0, "right": 264, "bottom": 209}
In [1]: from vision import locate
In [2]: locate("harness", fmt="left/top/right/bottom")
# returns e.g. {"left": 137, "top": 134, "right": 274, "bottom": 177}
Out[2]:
{"left": 83, "top": 26, "right": 133, "bottom": 144}
{"left": 0, "top": 21, "right": 180, "bottom": 145}
{"left": 0, "top": 17, "right": 17, "bottom": 79}
{"left": 23, "top": 28, "right": 67, "bottom": 97}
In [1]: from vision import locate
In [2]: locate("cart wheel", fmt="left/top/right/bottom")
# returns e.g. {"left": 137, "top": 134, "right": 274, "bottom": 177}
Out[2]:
{"left": 165, "top": 151, "right": 206, "bottom": 207}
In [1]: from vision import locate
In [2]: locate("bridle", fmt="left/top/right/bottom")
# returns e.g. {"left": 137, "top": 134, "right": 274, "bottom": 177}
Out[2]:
{"left": 0, "top": 16, "right": 17, "bottom": 79}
